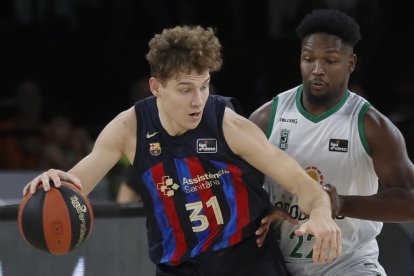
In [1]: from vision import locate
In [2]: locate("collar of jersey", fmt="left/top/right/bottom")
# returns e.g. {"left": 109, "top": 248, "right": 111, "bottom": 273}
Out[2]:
{"left": 295, "top": 85, "right": 350, "bottom": 123}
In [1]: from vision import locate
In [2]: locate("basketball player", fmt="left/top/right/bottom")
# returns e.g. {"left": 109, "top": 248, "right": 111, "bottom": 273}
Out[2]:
{"left": 250, "top": 9, "right": 414, "bottom": 276}
{"left": 23, "top": 25, "right": 341, "bottom": 276}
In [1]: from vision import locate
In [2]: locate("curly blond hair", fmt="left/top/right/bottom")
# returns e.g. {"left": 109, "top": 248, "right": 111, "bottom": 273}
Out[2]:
{"left": 146, "top": 25, "right": 222, "bottom": 83}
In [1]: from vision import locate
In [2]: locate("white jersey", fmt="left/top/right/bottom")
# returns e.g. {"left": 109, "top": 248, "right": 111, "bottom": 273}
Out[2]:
{"left": 264, "top": 85, "right": 383, "bottom": 273}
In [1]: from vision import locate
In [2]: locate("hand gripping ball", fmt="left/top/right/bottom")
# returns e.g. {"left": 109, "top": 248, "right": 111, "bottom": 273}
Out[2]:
{"left": 18, "top": 180, "right": 94, "bottom": 255}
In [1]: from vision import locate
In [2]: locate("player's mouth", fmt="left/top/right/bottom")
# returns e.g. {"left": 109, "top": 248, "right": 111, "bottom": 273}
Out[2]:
{"left": 189, "top": 111, "right": 202, "bottom": 120}
{"left": 310, "top": 80, "right": 327, "bottom": 87}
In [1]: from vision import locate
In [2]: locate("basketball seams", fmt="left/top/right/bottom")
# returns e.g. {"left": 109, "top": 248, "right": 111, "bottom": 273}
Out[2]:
{"left": 17, "top": 180, "right": 93, "bottom": 255}
{"left": 59, "top": 181, "right": 93, "bottom": 250}
{"left": 60, "top": 183, "right": 85, "bottom": 251}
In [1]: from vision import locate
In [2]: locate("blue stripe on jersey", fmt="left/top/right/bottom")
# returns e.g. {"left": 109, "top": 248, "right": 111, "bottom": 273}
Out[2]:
{"left": 174, "top": 158, "right": 211, "bottom": 257}
{"left": 142, "top": 169, "right": 177, "bottom": 263}
{"left": 210, "top": 160, "right": 238, "bottom": 250}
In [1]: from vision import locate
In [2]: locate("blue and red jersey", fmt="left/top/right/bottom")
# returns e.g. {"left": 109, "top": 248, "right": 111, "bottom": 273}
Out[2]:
{"left": 129, "top": 95, "right": 271, "bottom": 265}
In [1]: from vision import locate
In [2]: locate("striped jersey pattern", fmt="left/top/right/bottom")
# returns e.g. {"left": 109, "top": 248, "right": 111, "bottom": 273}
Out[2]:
{"left": 130, "top": 95, "right": 270, "bottom": 265}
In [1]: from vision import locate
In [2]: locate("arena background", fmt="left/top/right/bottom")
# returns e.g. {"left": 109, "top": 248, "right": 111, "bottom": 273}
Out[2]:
{"left": 1, "top": 1, "right": 414, "bottom": 275}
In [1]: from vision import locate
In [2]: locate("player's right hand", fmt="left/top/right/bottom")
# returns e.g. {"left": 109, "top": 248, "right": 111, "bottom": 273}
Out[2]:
{"left": 22, "top": 169, "right": 82, "bottom": 196}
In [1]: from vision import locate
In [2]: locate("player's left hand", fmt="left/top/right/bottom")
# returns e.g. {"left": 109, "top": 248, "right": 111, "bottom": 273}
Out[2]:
{"left": 295, "top": 208, "right": 342, "bottom": 264}
{"left": 255, "top": 206, "right": 298, "bottom": 247}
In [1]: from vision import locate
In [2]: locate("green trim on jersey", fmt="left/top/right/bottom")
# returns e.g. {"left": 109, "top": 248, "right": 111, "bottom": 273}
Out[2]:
{"left": 358, "top": 102, "right": 372, "bottom": 156}
{"left": 296, "top": 85, "right": 350, "bottom": 123}
{"left": 266, "top": 96, "right": 278, "bottom": 138}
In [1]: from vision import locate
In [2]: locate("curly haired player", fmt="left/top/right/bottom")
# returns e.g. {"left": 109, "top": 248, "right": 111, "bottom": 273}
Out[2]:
{"left": 24, "top": 25, "right": 341, "bottom": 276}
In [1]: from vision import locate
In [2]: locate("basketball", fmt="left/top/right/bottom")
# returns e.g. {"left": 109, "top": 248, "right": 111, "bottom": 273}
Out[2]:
{"left": 17, "top": 180, "right": 94, "bottom": 255}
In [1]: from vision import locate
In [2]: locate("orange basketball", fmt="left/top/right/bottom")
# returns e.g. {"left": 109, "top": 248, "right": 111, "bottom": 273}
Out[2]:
{"left": 17, "top": 180, "right": 94, "bottom": 255}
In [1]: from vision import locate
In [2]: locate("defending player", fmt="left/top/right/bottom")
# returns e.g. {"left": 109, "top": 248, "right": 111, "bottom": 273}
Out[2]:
{"left": 251, "top": 9, "right": 414, "bottom": 275}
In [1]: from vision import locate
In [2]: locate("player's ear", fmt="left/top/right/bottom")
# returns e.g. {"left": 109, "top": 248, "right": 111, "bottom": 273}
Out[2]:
{"left": 149, "top": 77, "right": 161, "bottom": 97}
{"left": 349, "top": 53, "right": 357, "bottom": 73}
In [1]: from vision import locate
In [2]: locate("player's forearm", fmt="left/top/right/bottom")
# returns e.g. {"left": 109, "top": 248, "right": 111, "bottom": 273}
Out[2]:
{"left": 339, "top": 187, "right": 414, "bottom": 222}
{"left": 68, "top": 152, "right": 116, "bottom": 195}
{"left": 296, "top": 183, "right": 332, "bottom": 217}
{"left": 269, "top": 150, "right": 333, "bottom": 216}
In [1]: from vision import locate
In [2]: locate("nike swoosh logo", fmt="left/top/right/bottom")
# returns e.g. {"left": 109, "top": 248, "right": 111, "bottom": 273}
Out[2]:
{"left": 146, "top": 132, "right": 159, "bottom": 138}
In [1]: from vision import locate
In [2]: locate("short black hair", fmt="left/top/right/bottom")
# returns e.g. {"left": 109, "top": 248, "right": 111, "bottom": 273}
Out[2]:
{"left": 296, "top": 9, "right": 361, "bottom": 47}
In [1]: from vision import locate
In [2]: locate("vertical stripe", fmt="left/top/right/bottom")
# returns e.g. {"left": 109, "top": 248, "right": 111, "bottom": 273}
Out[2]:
{"left": 266, "top": 96, "right": 279, "bottom": 138}
{"left": 43, "top": 188, "right": 72, "bottom": 255}
{"left": 175, "top": 159, "right": 206, "bottom": 257}
{"left": 185, "top": 157, "right": 221, "bottom": 252}
{"left": 212, "top": 161, "right": 237, "bottom": 250}
{"left": 226, "top": 163, "right": 249, "bottom": 245}
{"left": 358, "top": 101, "right": 372, "bottom": 156}
{"left": 176, "top": 157, "right": 220, "bottom": 256}
{"left": 211, "top": 161, "right": 250, "bottom": 249}
{"left": 143, "top": 163, "right": 186, "bottom": 265}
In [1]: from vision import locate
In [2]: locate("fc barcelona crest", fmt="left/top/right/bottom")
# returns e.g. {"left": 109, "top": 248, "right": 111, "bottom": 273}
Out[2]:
{"left": 149, "top": 142, "right": 161, "bottom": 156}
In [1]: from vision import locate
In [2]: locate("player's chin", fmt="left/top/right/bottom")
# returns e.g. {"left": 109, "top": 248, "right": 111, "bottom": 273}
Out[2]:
{"left": 187, "top": 121, "right": 201, "bottom": 130}
{"left": 187, "top": 114, "right": 203, "bottom": 127}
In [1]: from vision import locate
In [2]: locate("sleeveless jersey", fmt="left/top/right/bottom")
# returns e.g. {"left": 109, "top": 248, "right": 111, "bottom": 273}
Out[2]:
{"left": 130, "top": 95, "right": 270, "bottom": 266}
{"left": 264, "top": 85, "right": 383, "bottom": 265}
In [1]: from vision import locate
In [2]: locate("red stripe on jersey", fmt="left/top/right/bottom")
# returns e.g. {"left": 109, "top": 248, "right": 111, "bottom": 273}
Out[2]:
{"left": 151, "top": 164, "right": 187, "bottom": 265}
{"left": 227, "top": 163, "right": 249, "bottom": 246}
{"left": 186, "top": 157, "right": 221, "bottom": 251}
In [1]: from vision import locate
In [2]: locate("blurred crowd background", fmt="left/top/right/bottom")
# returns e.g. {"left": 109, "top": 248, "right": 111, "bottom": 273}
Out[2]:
{"left": 1, "top": 0, "right": 413, "bottom": 200}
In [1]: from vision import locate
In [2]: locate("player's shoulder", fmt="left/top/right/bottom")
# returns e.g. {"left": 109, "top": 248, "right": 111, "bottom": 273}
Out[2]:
{"left": 105, "top": 107, "right": 137, "bottom": 137}
{"left": 249, "top": 100, "right": 273, "bottom": 127}
{"left": 364, "top": 106, "right": 392, "bottom": 127}
{"left": 363, "top": 105, "right": 405, "bottom": 146}
{"left": 251, "top": 85, "right": 299, "bottom": 119}
{"left": 114, "top": 106, "right": 136, "bottom": 122}
{"left": 248, "top": 88, "right": 296, "bottom": 131}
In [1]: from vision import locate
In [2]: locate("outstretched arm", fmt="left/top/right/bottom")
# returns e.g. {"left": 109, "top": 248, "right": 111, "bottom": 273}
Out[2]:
{"left": 23, "top": 107, "right": 137, "bottom": 196}
{"left": 223, "top": 107, "right": 341, "bottom": 263}
{"left": 337, "top": 107, "right": 414, "bottom": 222}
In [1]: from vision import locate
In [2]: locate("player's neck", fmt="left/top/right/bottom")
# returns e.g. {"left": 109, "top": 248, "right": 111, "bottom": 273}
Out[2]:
{"left": 156, "top": 100, "right": 188, "bottom": 136}
{"left": 302, "top": 91, "right": 345, "bottom": 116}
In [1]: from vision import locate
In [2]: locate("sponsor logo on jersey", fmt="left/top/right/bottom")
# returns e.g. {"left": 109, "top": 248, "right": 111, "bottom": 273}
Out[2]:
{"left": 279, "top": 117, "right": 298, "bottom": 124}
{"left": 274, "top": 201, "right": 309, "bottom": 220}
{"left": 329, "top": 139, "right": 348, "bottom": 152}
{"left": 305, "top": 165, "right": 324, "bottom": 185}
{"left": 197, "top": 139, "right": 217, "bottom": 153}
{"left": 156, "top": 176, "right": 180, "bottom": 197}
{"left": 156, "top": 168, "right": 231, "bottom": 197}
{"left": 181, "top": 168, "right": 230, "bottom": 193}
{"left": 273, "top": 164, "right": 346, "bottom": 220}
{"left": 149, "top": 142, "right": 161, "bottom": 156}
{"left": 275, "top": 200, "right": 345, "bottom": 220}
{"left": 279, "top": 129, "right": 290, "bottom": 150}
